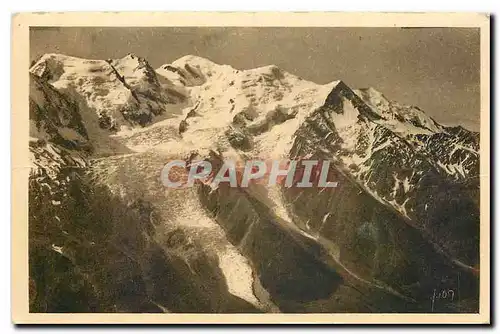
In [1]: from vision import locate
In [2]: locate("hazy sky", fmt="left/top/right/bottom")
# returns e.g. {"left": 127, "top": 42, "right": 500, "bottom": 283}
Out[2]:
{"left": 30, "top": 27, "right": 480, "bottom": 131}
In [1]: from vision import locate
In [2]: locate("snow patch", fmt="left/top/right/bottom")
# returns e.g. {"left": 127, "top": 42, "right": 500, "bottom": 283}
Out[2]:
{"left": 217, "top": 246, "right": 260, "bottom": 307}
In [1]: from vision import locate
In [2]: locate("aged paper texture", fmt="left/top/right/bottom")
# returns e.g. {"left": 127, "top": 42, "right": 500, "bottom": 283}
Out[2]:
{"left": 11, "top": 12, "right": 490, "bottom": 324}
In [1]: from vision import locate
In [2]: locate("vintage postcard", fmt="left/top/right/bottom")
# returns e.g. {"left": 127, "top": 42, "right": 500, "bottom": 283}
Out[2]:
{"left": 11, "top": 12, "right": 490, "bottom": 324}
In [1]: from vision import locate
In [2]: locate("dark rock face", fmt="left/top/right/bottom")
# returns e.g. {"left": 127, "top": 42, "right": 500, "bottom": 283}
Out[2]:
{"left": 30, "top": 54, "right": 186, "bottom": 132}
{"left": 189, "top": 147, "right": 478, "bottom": 312}
{"left": 29, "top": 74, "right": 90, "bottom": 151}
{"left": 28, "top": 152, "right": 260, "bottom": 313}
{"left": 197, "top": 180, "right": 343, "bottom": 306}
{"left": 325, "top": 81, "right": 382, "bottom": 121}
{"left": 278, "top": 83, "right": 480, "bottom": 311}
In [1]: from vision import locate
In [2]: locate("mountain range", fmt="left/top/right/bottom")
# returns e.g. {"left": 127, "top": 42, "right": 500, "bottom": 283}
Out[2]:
{"left": 28, "top": 53, "right": 480, "bottom": 313}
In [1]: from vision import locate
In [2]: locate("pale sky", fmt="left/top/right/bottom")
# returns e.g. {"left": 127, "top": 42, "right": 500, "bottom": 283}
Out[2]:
{"left": 30, "top": 27, "right": 480, "bottom": 131}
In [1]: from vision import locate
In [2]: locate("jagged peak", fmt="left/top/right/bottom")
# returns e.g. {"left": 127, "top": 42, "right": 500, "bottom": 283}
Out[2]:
{"left": 327, "top": 80, "right": 343, "bottom": 87}
{"left": 355, "top": 87, "right": 391, "bottom": 105}
{"left": 322, "top": 80, "right": 383, "bottom": 121}
{"left": 252, "top": 64, "right": 281, "bottom": 73}
{"left": 124, "top": 52, "right": 138, "bottom": 59}
{"left": 170, "top": 55, "right": 220, "bottom": 70}
{"left": 359, "top": 86, "right": 384, "bottom": 95}
{"left": 33, "top": 53, "right": 80, "bottom": 63}
{"left": 248, "top": 64, "right": 316, "bottom": 85}
{"left": 156, "top": 55, "right": 232, "bottom": 87}
{"left": 31, "top": 53, "right": 151, "bottom": 71}
{"left": 30, "top": 53, "right": 111, "bottom": 80}
{"left": 31, "top": 53, "right": 106, "bottom": 68}
{"left": 114, "top": 53, "right": 149, "bottom": 64}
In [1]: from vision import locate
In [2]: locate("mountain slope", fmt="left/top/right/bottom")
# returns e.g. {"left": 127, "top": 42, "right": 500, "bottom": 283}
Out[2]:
{"left": 30, "top": 53, "right": 187, "bottom": 131}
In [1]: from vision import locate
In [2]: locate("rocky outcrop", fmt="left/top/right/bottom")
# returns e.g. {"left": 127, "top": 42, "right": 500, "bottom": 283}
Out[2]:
{"left": 30, "top": 53, "right": 186, "bottom": 131}
{"left": 29, "top": 142, "right": 260, "bottom": 313}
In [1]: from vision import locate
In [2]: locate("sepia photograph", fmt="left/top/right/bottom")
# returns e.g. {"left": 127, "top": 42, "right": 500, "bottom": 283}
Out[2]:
{"left": 11, "top": 12, "right": 490, "bottom": 324}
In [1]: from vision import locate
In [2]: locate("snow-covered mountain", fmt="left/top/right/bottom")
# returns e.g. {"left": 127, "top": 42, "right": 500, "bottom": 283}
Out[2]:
{"left": 28, "top": 53, "right": 480, "bottom": 313}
